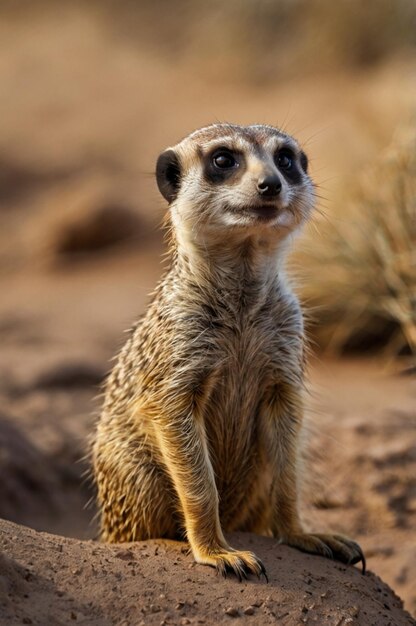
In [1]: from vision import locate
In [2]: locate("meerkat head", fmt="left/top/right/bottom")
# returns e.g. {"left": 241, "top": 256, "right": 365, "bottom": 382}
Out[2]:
{"left": 156, "top": 123, "right": 314, "bottom": 245}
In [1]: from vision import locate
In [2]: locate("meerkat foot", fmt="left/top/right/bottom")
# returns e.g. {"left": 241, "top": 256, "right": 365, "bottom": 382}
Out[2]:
{"left": 284, "top": 533, "right": 366, "bottom": 574}
{"left": 194, "top": 547, "right": 267, "bottom": 582}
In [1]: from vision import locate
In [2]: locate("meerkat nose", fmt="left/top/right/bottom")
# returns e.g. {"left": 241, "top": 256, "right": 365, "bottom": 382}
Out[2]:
{"left": 257, "top": 175, "right": 282, "bottom": 197}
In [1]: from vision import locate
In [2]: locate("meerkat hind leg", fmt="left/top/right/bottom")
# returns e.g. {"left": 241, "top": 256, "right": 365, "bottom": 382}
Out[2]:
{"left": 95, "top": 442, "right": 181, "bottom": 543}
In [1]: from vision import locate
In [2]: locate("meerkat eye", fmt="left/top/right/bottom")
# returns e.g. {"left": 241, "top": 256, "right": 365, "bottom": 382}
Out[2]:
{"left": 276, "top": 151, "right": 293, "bottom": 171}
{"left": 212, "top": 150, "right": 238, "bottom": 170}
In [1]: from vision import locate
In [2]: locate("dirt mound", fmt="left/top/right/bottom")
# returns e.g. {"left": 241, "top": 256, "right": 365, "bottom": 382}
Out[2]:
{"left": 0, "top": 415, "right": 60, "bottom": 522}
{"left": 54, "top": 201, "right": 145, "bottom": 258}
{"left": 0, "top": 518, "right": 414, "bottom": 626}
{"left": 0, "top": 414, "right": 94, "bottom": 540}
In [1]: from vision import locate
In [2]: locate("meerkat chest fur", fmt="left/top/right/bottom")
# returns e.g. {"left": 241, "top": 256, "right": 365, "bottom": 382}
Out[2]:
{"left": 161, "top": 247, "right": 304, "bottom": 504}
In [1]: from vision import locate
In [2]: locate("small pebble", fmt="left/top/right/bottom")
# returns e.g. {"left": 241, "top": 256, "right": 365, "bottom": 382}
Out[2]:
{"left": 225, "top": 607, "right": 239, "bottom": 617}
{"left": 243, "top": 606, "right": 255, "bottom": 615}
{"left": 115, "top": 549, "right": 134, "bottom": 561}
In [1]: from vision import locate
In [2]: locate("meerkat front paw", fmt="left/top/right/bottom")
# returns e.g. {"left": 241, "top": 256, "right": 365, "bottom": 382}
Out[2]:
{"left": 194, "top": 546, "right": 267, "bottom": 581}
{"left": 283, "top": 533, "right": 366, "bottom": 573}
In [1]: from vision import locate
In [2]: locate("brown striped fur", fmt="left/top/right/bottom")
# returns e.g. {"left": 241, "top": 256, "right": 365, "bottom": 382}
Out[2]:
{"left": 92, "top": 123, "right": 365, "bottom": 579}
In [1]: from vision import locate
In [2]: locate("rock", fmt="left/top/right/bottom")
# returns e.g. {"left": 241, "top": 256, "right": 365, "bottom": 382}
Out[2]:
{"left": 225, "top": 607, "right": 239, "bottom": 617}
{"left": 243, "top": 606, "right": 255, "bottom": 615}
{"left": 54, "top": 201, "right": 144, "bottom": 257}
{"left": 27, "top": 361, "right": 106, "bottom": 390}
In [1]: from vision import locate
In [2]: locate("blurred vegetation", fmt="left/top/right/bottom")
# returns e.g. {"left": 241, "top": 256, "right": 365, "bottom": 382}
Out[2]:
{"left": 94, "top": 0, "right": 416, "bottom": 81}
{"left": 300, "top": 126, "right": 416, "bottom": 356}
{"left": 3, "top": 0, "right": 410, "bottom": 82}
{"left": 0, "top": 0, "right": 415, "bottom": 358}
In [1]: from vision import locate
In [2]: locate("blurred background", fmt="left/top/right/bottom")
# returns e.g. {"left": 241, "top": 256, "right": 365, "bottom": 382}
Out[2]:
{"left": 0, "top": 0, "right": 414, "bottom": 614}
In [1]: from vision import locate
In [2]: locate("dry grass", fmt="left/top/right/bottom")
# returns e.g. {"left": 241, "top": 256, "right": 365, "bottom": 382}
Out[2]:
{"left": 87, "top": 0, "right": 416, "bottom": 82}
{"left": 299, "top": 126, "right": 416, "bottom": 356}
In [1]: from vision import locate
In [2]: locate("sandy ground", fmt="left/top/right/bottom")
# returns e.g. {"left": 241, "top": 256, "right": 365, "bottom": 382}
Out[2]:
{"left": 1, "top": 518, "right": 415, "bottom": 626}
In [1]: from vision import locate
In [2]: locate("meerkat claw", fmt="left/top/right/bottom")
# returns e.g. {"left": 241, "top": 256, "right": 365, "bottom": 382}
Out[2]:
{"left": 284, "top": 532, "right": 366, "bottom": 575}
{"left": 350, "top": 548, "right": 366, "bottom": 574}
{"left": 260, "top": 563, "right": 269, "bottom": 583}
{"left": 331, "top": 534, "right": 366, "bottom": 574}
{"left": 352, "top": 543, "right": 366, "bottom": 574}
{"left": 208, "top": 550, "right": 266, "bottom": 582}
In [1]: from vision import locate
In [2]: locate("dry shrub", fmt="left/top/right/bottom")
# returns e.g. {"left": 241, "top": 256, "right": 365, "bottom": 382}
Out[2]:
{"left": 299, "top": 126, "right": 416, "bottom": 356}
{"left": 91, "top": 0, "right": 416, "bottom": 81}
{"left": 2, "top": 1, "right": 415, "bottom": 84}
{"left": 300, "top": 0, "right": 416, "bottom": 70}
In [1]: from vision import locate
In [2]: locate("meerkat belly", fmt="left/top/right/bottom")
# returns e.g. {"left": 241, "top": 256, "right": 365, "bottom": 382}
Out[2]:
{"left": 203, "top": 355, "right": 273, "bottom": 531}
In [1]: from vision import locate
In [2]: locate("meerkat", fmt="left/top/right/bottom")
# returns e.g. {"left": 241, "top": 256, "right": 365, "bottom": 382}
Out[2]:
{"left": 92, "top": 123, "right": 365, "bottom": 580}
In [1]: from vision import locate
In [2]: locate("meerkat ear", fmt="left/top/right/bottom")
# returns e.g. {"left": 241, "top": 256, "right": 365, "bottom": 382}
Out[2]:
{"left": 300, "top": 151, "right": 308, "bottom": 174}
{"left": 156, "top": 149, "right": 182, "bottom": 203}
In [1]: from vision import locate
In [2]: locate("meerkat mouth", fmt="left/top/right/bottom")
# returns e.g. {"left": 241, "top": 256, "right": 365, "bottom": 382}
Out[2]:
{"left": 250, "top": 205, "right": 280, "bottom": 221}
{"left": 224, "top": 203, "right": 291, "bottom": 226}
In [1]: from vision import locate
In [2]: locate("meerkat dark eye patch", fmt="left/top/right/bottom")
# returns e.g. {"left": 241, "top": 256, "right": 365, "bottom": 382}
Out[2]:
{"left": 204, "top": 148, "right": 242, "bottom": 184}
{"left": 300, "top": 151, "right": 308, "bottom": 173}
{"left": 212, "top": 150, "right": 237, "bottom": 170}
{"left": 276, "top": 150, "right": 294, "bottom": 171}
{"left": 156, "top": 149, "right": 182, "bottom": 203}
{"left": 274, "top": 148, "right": 303, "bottom": 185}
